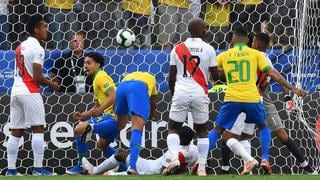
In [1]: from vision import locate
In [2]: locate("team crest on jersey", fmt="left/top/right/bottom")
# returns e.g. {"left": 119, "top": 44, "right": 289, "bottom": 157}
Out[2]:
{"left": 104, "top": 83, "right": 109, "bottom": 88}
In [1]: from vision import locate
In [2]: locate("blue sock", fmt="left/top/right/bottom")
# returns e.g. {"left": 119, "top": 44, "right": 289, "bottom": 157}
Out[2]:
{"left": 104, "top": 146, "right": 116, "bottom": 157}
{"left": 208, "top": 130, "right": 221, "bottom": 150}
{"left": 76, "top": 136, "right": 88, "bottom": 165}
{"left": 118, "top": 162, "right": 128, "bottom": 172}
{"left": 129, "top": 129, "right": 142, "bottom": 170}
{"left": 259, "top": 126, "right": 271, "bottom": 161}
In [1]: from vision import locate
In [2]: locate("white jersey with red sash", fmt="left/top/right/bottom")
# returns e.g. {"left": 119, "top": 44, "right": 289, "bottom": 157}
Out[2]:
{"left": 169, "top": 38, "right": 217, "bottom": 124}
{"left": 169, "top": 38, "right": 217, "bottom": 96}
{"left": 11, "top": 37, "right": 45, "bottom": 96}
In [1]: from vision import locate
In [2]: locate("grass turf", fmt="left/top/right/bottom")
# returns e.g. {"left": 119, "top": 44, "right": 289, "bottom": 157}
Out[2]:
{"left": 1, "top": 175, "right": 319, "bottom": 180}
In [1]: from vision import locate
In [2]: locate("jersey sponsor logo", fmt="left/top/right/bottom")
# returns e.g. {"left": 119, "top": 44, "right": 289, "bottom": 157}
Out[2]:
{"left": 175, "top": 43, "right": 208, "bottom": 94}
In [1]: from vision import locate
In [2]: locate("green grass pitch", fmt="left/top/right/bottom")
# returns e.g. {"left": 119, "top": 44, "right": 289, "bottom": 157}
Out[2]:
{"left": 1, "top": 175, "right": 320, "bottom": 180}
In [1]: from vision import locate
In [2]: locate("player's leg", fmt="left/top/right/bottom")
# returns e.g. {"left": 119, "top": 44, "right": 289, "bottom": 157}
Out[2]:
{"left": 208, "top": 102, "right": 241, "bottom": 151}
{"left": 220, "top": 112, "right": 248, "bottom": 174}
{"left": 166, "top": 94, "right": 189, "bottom": 173}
{"left": 125, "top": 81, "right": 150, "bottom": 174}
{"left": 25, "top": 94, "right": 57, "bottom": 176}
{"left": 267, "top": 109, "right": 316, "bottom": 174}
{"left": 191, "top": 96, "right": 210, "bottom": 176}
{"left": 6, "top": 96, "right": 25, "bottom": 176}
{"left": 245, "top": 102, "right": 271, "bottom": 174}
{"left": 223, "top": 131, "right": 258, "bottom": 175}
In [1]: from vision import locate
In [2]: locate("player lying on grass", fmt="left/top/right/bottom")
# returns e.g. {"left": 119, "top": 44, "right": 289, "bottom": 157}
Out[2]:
{"left": 66, "top": 52, "right": 126, "bottom": 174}
{"left": 81, "top": 126, "right": 199, "bottom": 175}
{"left": 220, "top": 32, "right": 317, "bottom": 175}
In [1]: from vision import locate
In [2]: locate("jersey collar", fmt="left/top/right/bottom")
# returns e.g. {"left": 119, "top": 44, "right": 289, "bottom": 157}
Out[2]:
{"left": 234, "top": 43, "right": 248, "bottom": 50}
{"left": 92, "top": 68, "right": 101, "bottom": 80}
{"left": 186, "top": 37, "right": 203, "bottom": 42}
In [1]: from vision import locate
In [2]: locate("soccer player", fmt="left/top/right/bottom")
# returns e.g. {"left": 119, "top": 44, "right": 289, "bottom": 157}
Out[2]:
{"left": 114, "top": 71, "right": 158, "bottom": 174}
{"left": 207, "top": 26, "right": 306, "bottom": 175}
{"left": 221, "top": 32, "right": 316, "bottom": 174}
{"left": 66, "top": 52, "right": 124, "bottom": 174}
{"left": 81, "top": 126, "right": 199, "bottom": 175}
{"left": 166, "top": 18, "right": 219, "bottom": 176}
{"left": 6, "top": 14, "right": 59, "bottom": 176}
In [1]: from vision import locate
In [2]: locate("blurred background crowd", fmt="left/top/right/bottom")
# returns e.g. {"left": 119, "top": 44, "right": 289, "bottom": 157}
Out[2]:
{"left": 0, "top": 0, "right": 319, "bottom": 51}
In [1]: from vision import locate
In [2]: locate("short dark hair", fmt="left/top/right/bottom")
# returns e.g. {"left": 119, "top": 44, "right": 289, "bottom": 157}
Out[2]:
{"left": 254, "top": 33, "right": 270, "bottom": 47}
{"left": 233, "top": 25, "right": 248, "bottom": 37}
{"left": 76, "top": 31, "right": 86, "bottom": 38}
{"left": 26, "top": 14, "right": 45, "bottom": 35}
{"left": 180, "top": 126, "right": 196, "bottom": 146}
{"left": 86, "top": 52, "right": 104, "bottom": 67}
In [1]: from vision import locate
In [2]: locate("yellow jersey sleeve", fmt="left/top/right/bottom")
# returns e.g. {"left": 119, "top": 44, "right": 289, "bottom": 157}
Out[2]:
{"left": 216, "top": 53, "right": 223, "bottom": 67}
{"left": 256, "top": 52, "right": 271, "bottom": 73}
{"left": 96, "top": 72, "right": 115, "bottom": 94}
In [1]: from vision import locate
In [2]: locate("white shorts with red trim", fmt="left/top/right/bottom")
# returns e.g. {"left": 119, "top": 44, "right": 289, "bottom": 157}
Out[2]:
{"left": 9, "top": 93, "right": 45, "bottom": 129}
{"left": 169, "top": 93, "right": 209, "bottom": 124}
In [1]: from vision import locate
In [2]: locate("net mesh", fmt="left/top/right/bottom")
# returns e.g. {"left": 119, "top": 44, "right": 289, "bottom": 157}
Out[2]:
{"left": 0, "top": 0, "right": 319, "bottom": 175}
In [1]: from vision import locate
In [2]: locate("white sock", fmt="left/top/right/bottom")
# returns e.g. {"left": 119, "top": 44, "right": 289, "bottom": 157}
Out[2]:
{"left": 32, "top": 133, "right": 44, "bottom": 168}
{"left": 93, "top": 155, "right": 119, "bottom": 175}
{"left": 226, "top": 138, "right": 254, "bottom": 163}
{"left": 167, "top": 133, "right": 180, "bottom": 158}
{"left": 7, "top": 135, "right": 20, "bottom": 169}
{"left": 197, "top": 138, "right": 209, "bottom": 169}
{"left": 240, "top": 140, "right": 251, "bottom": 155}
{"left": 300, "top": 160, "right": 308, "bottom": 168}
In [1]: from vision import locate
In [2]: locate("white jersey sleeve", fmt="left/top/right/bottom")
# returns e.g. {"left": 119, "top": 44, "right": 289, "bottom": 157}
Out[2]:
{"left": 32, "top": 46, "right": 45, "bottom": 65}
{"left": 169, "top": 47, "right": 177, "bottom": 66}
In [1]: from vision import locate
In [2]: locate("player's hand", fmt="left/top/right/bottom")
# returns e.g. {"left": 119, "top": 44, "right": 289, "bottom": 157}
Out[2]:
{"left": 292, "top": 87, "right": 307, "bottom": 97}
{"left": 73, "top": 111, "right": 83, "bottom": 121}
{"left": 51, "top": 81, "right": 60, "bottom": 91}
{"left": 89, "top": 107, "right": 102, "bottom": 117}
{"left": 284, "top": 94, "right": 296, "bottom": 115}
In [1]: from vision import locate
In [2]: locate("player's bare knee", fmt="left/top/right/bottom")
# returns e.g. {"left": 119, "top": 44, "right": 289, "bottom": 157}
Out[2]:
{"left": 98, "top": 139, "right": 108, "bottom": 150}
{"left": 31, "top": 125, "right": 44, "bottom": 133}
{"left": 213, "top": 126, "right": 224, "bottom": 134}
{"left": 222, "top": 131, "right": 238, "bottom": 142}
{"left": 194, "top": 123, "right": 208, "bottom": 138}
{"left": 239, "top": 133, "right": 251, "bottom": 141}
{"left": 11, "top": 129, "right": 24, "bottom": 138}
{"left": 168, "top": 120, "right": 183, "bottom": 134}
{"left": 114, "top": 149, "right": 129, "bottom": 162}
{"left": 275, "top": 128, "right": 288, "bottom": 143}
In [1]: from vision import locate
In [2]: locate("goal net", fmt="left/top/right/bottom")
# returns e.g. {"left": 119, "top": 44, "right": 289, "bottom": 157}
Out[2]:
{"left": 0, "top": 0, "right": 319, "bottom": 175}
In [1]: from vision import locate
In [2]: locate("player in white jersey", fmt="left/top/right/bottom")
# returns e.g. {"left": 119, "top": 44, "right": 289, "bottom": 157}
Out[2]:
{"left": 166, "top": 18, "right": 219, "bottom": 176}
{"left": 226, "top": 33, "right": 317, "bottom": 174}
{"left": 82, "top": 126, "right": 199, "bottom": 175}
{"left": 6, "top": 14, "right": 59, "bottom": 176}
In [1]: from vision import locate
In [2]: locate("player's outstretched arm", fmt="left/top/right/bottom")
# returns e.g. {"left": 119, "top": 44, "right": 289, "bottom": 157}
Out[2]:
{"left": 33, "top": 63, "right": 60, "bottom": 91}
{"left": 168, "top": 65, "right": 177, "bottom": 96}
{"left": 266, "top": 67, "right": 306, "bottom": 97}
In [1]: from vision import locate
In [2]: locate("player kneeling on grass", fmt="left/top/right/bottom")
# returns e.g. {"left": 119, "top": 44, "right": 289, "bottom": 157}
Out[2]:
{"left": 81, "top": 126, "right": 199, "bottom": 175}
{"left": 66, "top": 52, "right": 127, "bottom": 174}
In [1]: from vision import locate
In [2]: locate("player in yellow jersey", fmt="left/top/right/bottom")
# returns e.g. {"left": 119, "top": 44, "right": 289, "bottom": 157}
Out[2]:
{"left": 66, "top": 52, "right": 124, "bottom": 174}
{"left": 114, "top": 71, "right": 158, "bottom": 174}
{"left": 207, "top": 26, "right": 306, "bottom": 174}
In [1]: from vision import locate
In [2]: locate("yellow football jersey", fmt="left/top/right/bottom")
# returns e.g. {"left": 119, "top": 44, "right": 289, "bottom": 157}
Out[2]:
{"left": 122, "top": 71, "right": 158, "bottom": 97}
{"left": 217, "top": 43, "right": 270, "bottom": 102}
{"left": 205, "top": 3, "right": 231, "bottom": 27}
{"left": 122, "top": 0, "right": 151, "bottom": 15}
{"left": 159, "top": 0, "right": 189, "bottom": 9}
{"left": 45, "top": 0, "right": 75, "bottom": 9}
{"left": 92, "top": 69, "right": 116, "bottom": 115}
{"left": 240, "top": 0, "right": 263, "bottom": 5}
